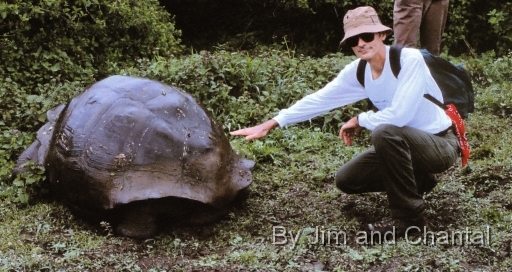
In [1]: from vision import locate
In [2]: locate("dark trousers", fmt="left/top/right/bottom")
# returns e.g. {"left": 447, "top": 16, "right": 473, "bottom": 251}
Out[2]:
{"left": 335, "top": 124, "right": 459, "bottom": 218}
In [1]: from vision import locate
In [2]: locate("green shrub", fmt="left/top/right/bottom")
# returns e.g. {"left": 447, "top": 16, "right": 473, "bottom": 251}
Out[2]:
{"left": 463, "top": 51, "right": 512, "bottom": 117}
{"left": 0, "top": 0, "right": 183, "bottom": 87}
{"left": 10, "top": 162, "right": 47, "bottom": 204}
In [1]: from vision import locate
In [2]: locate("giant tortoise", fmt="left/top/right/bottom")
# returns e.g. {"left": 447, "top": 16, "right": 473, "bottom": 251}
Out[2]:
{"left": 14, "top": 75, "right": 254, "bottom": 238}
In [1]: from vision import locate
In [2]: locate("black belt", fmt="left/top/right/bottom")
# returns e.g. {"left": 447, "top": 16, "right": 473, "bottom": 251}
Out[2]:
{"left": 435, "top": 126, "right": 453, "bottom": 136}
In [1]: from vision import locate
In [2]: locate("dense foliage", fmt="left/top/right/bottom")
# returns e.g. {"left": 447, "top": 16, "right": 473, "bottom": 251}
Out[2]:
{"left": 0, "top": 0, "right": 182, "bottom": 84}
{"left": 163, "top": 0, "right": 512, "bottom": 56}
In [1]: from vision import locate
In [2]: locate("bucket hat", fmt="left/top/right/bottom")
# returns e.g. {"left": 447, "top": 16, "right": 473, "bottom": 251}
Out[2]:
{"left": 340, "top": 6, "right": 392, "bottom": 45}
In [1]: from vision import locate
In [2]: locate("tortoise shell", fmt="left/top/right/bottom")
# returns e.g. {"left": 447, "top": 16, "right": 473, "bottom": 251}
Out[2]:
{"left": 16, "top": 75, "right": 254, "bottom": 237}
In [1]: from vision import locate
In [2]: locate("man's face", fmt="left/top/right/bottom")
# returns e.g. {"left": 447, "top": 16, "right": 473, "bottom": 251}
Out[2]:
{"left": 349, "top": 33, "right": 386, "bottom": 60}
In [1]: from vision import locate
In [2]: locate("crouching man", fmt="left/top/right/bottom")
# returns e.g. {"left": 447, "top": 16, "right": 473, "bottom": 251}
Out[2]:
{"left": 230, "top": 6, "right": 459, "bottom": 235}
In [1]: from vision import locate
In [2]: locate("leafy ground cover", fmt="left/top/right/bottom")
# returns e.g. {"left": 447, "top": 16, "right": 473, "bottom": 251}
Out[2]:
{"left": 1, "top": 50, "right": 512, "bottom": 271}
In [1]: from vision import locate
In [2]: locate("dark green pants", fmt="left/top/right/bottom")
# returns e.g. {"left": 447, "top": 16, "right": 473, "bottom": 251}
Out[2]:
{"left": 336, "top": 124, "right": 459, "bottom": 218}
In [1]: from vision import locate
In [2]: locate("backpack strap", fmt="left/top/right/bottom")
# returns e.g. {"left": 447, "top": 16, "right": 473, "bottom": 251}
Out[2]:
{"left": 389, "top": 45, "right": 402, "bottom": 77}
{"left": 356, "top": 58, "right": 367, "bottom": 87}
{"left": 424, "top": 94, "right": 446, "bottom": 110}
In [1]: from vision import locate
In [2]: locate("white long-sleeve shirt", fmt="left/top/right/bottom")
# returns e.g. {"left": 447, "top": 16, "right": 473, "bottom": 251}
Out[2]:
{"left": 272, "top": 46, "right": 452, "bottom": 134}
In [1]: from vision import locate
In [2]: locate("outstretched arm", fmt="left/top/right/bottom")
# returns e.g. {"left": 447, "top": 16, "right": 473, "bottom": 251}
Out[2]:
{"left": 230, "top": 119, "right": 279, "bottom": 141}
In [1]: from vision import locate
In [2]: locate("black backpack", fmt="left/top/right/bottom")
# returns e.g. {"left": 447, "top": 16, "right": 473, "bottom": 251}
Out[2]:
{"left": 356, "top": 45, "right": 475, "bottom": 118}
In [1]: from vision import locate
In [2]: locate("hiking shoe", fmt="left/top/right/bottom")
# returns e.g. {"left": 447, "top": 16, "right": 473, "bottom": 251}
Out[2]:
{"left": 368, "top": 213, "right": 427, "bottom": 235}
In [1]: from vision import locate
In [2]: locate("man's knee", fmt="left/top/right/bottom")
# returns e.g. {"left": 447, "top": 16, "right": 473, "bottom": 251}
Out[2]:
{"left": 335, "top": 169, "right": 358, "bottom": 194}
{"left": 371, "top": 124, "right": 409, "bottom": 154}
{"left": 372, "top": 124, "right": 400, "bottom": 142}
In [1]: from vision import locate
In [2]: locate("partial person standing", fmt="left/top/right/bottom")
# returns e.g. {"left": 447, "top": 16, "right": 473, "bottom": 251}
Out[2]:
{"left": 393, "top": 0, "right": 449, "bottom": 55}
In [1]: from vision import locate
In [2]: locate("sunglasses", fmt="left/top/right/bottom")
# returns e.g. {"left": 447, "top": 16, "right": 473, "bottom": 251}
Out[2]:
{"left": 345, "top": 33, "right": 376, "bottom": 47}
